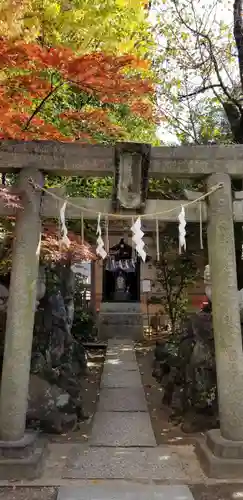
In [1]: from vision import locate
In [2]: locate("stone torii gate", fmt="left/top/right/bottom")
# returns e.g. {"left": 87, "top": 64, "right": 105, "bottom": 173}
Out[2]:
{"left": 0, "top": 140, "right": 242, "bottom": 478}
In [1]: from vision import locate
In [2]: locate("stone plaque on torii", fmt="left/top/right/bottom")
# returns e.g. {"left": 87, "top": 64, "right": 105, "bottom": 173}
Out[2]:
{"left": 0, "top": 140, "right": 242, "bottom": 477}
{"left": 112, "top": 142, "right": 151, "bottom": 214}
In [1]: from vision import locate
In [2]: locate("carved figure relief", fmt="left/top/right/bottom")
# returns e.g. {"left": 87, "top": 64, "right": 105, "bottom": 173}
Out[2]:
{"left": 113, "top": 143, "right": 151, "bottom": 214}
{"left": 117, "top": 152, "right": 142, "bottom": 209}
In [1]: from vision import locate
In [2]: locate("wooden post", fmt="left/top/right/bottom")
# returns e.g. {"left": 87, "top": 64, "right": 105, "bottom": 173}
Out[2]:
{"left": 207, "top": 173, "right": 243, "bottom": 440}
{"left": 0, "top": 168, "right": 43, "bottom": 441}
{"left": 90, "top": 261, "right": 96, "bottom": 314}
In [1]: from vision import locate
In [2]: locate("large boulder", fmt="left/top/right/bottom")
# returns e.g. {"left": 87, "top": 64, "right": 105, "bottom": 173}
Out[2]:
{"left": 153, "top": 309, "right": 219, "bottom": 432}
{"left": 27, "top": 374, "right": 77, "bottom": 434}
{"left": 31, "top": 279, "right": 89, "bottom": 430}
{"left": 0, "top": 264, "right": 89, "bottom": 434}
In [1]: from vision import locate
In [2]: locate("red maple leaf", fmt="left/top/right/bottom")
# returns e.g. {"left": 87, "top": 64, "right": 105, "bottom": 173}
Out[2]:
{"left": 0, "top": 40, "right": 155, "bottom": 141}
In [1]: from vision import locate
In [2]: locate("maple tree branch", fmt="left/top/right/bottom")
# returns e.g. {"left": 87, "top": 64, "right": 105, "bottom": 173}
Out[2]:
{"left": 179, "top": 84, "right": 222, "bottom": 100}
{"left": 24, "top": 82, "right": 64, "bottom": 130}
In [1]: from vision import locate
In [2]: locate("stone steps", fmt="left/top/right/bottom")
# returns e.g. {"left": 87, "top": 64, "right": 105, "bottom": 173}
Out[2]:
{"left": 99, "top": 313, "right": 143, "bottom": 324}
{"left": 98, "top": 303, "right": 144, "bottom": 340}
{"left": 99, "top": 302, "right": 142, "bottom": 313}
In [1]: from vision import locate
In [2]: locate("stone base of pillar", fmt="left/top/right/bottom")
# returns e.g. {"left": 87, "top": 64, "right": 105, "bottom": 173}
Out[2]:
{"left": 196, "top": 429, "right": 243, "bottom": 478}
{"left": 0, "top": 432, "right": 47, "bottom": 480}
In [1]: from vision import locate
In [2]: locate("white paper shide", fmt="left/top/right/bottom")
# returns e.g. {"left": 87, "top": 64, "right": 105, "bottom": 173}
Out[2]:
{"left": 60, "top": 201, "right": 71, "bottom": 247}
{"left": 178, "top": 206, "right": 186, "bottom": 253}
{"left": 131, "top": 217, "right": 146, "bottom": 262}
{"left": 96, "top": 213, "right": 107, "bottom": 259}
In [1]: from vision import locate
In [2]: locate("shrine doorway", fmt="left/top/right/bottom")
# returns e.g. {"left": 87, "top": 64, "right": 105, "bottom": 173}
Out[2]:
{"left": 102, "top": 238, "right": 140, "bottom": 302}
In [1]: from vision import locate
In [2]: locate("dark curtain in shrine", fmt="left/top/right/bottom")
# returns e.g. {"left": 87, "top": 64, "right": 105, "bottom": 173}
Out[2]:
{"left": 102, "top": 238, "right": 140, "bottom": 302}
{"left": 102, "top": 261, "right": 140, "bottom": 302}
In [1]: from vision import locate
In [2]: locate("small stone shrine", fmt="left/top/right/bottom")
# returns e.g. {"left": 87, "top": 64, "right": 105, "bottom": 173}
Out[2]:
{"left": 98, "top": 237, "right": 143, "bottom": 340}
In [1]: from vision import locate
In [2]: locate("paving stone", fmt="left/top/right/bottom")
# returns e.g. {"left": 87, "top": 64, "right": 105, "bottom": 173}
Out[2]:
{"left": 106, "top": 347, "right": 136, "bottom": 356}
{"left": 58, "top": 483, "right": 194, "bottom": 500}
{"left": 107, "top": 344, "right": 134, "bottom": 351}
{"left": 98, "top": 387, "right": 148, "bottom": 412}
{"left": 63, "top": 446, "right": 187, "bottom": 480}
{"left": 106, "top": 344, "right": 136, "bottom": 356}
{"left": 103, "top": 360, "right": 138, "bottom": 373}
{"left": 108, "top": 339, "right": 134, "bottom": 347}
{"left": 105, "top": 351, "right": 137, "bottom": 363}
{"left": 90, "top": 412, "right": 156, "bottom": 447}
{"left": 101, "top": 370, "right": 141, "bottom": 388}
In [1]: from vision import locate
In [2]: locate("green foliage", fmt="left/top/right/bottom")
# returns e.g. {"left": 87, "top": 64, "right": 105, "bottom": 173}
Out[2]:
{"left": 48, "top": 176, "right": 193, "bottom": 200}
{"left": 72, "top": 276, "right": 95, "bottom": 340}
{"left": 1, "top": 0, "right": 154, "bottom": 58}
{"left": 174, "top": 100, "right": 233, "bottom": 146}
{"left": 72, "top": 308, "right": 95, "bottom": 341}
{"left": 39, "top": 80, "right": 158, "bottom": 147}
{"left": 151, "top": 233, "right": 199, "bottom": 332}
{"left": 1, "top": 1, "right": 157, "bottom": 145}
{"left": 23, "top": 0, "right": 154, "bottom": 57}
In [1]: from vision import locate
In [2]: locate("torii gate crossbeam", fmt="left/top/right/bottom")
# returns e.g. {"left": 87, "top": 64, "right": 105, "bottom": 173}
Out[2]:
{"left": 0, "top": 141, "right": 241, "bottom": 479}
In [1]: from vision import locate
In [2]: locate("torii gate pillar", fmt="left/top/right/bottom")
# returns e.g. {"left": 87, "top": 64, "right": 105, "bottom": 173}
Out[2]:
{"left": 0, "top": 168, "right": 46, "bottom": 479}
{"left": 196, "top": 173, "right": 243, "bottom": 477}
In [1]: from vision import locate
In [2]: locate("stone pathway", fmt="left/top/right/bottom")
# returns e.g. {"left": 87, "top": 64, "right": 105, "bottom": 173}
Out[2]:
{"left": 57, "top": 339, "right": 197, "bottom": 499}
{"left": 58, "top": 483, "right": 194, "bottom": 500}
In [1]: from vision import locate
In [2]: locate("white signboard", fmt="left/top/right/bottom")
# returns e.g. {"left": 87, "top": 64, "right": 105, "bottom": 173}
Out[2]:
{"left": 142, "top": 279, "right": 151, "bottom": 293}
{"left": 71, "top": 261, "right": 91, "bottom": 283}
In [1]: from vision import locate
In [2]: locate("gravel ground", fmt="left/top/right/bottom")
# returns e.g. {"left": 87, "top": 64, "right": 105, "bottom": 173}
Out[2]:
{"left": 135, "top": 342, "right": 203, "bottom": 446}
{"left": 190, "top": 484, "right": 243, "bottom": 500}
{"left": 1, "top": 484, "right": 243, "bottom": 500}
{"left": 47, "top": 348, "right": 105, "bottom": 444}
{"left": 136, "top": 342, "right": 243, "bottom": 498}
{"left": 0, "top": 487, "right": 57, "bottom": 500}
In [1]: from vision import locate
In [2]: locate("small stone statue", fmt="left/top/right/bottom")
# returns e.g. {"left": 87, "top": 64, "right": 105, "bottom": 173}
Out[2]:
{"left": 114, "top": 271, "right": 130, "bottom": 301}
{"left": 116, "top": 272, "right": 126, "bottom": 292}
